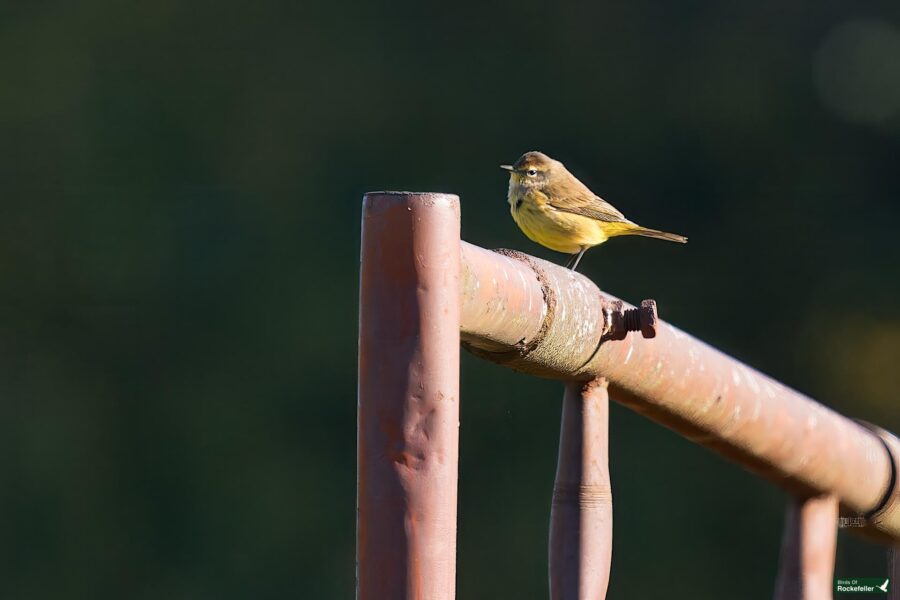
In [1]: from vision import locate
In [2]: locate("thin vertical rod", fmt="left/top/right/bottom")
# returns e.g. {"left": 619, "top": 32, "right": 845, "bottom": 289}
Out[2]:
{"left": 889, "top": 547, "right": 899, "bottom": 600}
{"left": 773, "top": 494, "right": 838, "bottom": 600}
{"left": 550, "top": 378, "right": 613, "bottom": 600}
{"left": 357, "top": 192, "right": 461, "bottom": 600}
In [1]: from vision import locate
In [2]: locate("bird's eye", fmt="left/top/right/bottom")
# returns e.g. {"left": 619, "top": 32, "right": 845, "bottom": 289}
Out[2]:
{"left": 527, "top": 169, "right": 538, "bottom": 176}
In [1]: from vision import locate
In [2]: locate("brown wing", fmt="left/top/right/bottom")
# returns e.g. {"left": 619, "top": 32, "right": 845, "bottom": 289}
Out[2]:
{"left": 550, "top": 196, "right": 629, "bottom": 222}
{"left": 540, "top": 172, "right": 630, "bottom": 223}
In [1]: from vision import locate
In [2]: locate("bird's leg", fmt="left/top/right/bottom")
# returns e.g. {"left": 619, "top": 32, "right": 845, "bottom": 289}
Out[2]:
{"left": 569, "top": 247, "right": 588, "bottom": 272}
{"left": 564, "top": 253, "right": 578, "bottom": 269}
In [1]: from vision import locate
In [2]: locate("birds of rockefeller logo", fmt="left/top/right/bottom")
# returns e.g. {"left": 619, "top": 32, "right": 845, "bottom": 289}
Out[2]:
{"left": 834, "top": 578, "right": 889, "bottom": 594}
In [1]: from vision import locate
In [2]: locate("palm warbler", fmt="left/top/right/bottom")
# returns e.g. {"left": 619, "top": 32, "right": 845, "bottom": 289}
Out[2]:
{"left": 502, "top": 151, "right": 687, "bottom": 271}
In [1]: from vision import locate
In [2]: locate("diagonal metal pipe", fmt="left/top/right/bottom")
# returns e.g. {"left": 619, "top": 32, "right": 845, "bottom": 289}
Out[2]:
{"left": 459, "top": 242, "right": 900, "bottom": 543}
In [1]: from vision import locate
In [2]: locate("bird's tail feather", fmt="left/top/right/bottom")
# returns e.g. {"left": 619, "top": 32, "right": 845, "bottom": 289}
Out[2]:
{"left": 627, "top": 226, "right": 687, "bottom": 244}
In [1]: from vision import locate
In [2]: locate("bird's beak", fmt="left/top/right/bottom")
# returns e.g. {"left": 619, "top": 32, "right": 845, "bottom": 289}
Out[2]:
{"left": 500, "top": 165, "right": 514, "bottom": 172}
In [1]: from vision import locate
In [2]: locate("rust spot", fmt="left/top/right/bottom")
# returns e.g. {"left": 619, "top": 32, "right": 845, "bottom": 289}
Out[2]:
{"left": 582, "top": 377, "right": 609, "bottom": 395}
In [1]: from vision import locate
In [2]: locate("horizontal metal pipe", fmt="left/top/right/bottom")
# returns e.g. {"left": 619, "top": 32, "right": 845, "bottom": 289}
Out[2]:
{"left": 459, "top": 242, "right": 900, "bottom": 542}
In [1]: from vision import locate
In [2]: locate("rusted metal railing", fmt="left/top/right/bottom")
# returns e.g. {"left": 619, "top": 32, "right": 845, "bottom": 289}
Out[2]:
{"left": 773, "top": 494, "right": 839, "bottom": 599}
{"left": 358, "top": 193, "right": 461, "bottom": 599}
{"left": 357, "top": 191, "right": 900, "bottom": 600}
{"left": 550, "top": 379, "right": 613, "bottom": 599}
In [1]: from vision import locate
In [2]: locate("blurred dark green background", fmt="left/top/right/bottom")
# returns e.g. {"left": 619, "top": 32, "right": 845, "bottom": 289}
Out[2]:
{"left": 2, "top": 1, "right": 899, "bottom": 598}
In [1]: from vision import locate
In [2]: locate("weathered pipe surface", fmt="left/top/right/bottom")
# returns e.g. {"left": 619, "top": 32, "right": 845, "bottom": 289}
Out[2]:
{"left": 459, "top": 242, "right": 900, "bottom": 542}
{"left": 773, "top": 494, "right": 838, "bottom": 600}
{"left": 549, "top": 379, "right": 613, "bottom": 600}
{"left": 358, "top": 192, "right": 461, "bottom": 600}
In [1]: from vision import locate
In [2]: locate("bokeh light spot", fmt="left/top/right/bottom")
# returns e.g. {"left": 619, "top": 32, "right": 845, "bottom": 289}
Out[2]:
{"left": 814, "top": 20, "right": 900, "bottom": 126}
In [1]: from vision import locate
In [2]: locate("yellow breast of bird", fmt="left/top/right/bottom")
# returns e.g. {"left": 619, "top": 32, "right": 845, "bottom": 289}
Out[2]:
{"left": 510, "top": 190, "right": 613, "bottom": 254}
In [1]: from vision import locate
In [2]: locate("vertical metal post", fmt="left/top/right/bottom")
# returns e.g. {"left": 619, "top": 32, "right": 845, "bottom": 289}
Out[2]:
{"left": 357, "top": 192, "right": 461, "bottom": 600}
{"left": 773, "top": 494, "right": 838, "bottom": 600}
{"left": 889, "top": 546, "right": 899, "bottom": 600}
{"left": 549, "top": 379, "right": 613, "bottom": 600}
